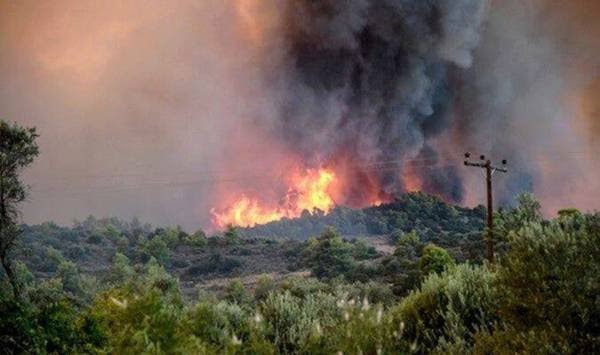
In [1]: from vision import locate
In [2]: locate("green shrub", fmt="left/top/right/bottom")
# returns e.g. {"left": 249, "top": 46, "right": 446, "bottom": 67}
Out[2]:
{"left": 478, "top": 214, "right": 600, "bottom": 353}
{"left": 184, "top": 230, "right": 208, "bottom": 247}
{"left": 0, "top": 298, "right": 44, "bottom": 353}
{"left": 105, "top": 252, "right": 134, "bottom": 285}
{"left": 259, "top": 290, "right": 338, "bottom": 354}
{"left": 90, "top": 288, "right": 183, "bottom": 353}
{"left": 86, "top": 232, "right": 104, "bottom": 245}
{"left": 141, "top": 236, "right": 170, "bottom": 265}
{"left": 225, "top": 279, "right": 252, "bottom": 305}
{"left": 333, "top": 281, "right": 396, "bottom": 307}
{"left": 302, "top": 297, "right": 401, "bottom": 354}
{"left": 254, "top": 274, "right": 276, "bottom": 302}
{"left": 351, "top": 239, "right": 379, "bottom": 260}
{"left": 87, "top": 259, "right": 183, "bottom": 353}
{"left": 390, "top": 264, "right": 497, "bottom": 353}
{"left": 419, "top": 243, "right": 454, "bottom": 276}
{"left": 305, "top": 228, "right": 357, "bottom": 280}
{"left": 224, "top": 225, "right": 242, "bottom": 245}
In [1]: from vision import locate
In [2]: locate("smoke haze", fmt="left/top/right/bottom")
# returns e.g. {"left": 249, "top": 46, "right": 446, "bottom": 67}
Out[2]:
{"left": 0, "top": 0, "right": 598, "bottom": 230}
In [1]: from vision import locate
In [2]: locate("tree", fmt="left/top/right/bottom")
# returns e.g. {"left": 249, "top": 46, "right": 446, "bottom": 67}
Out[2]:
{"left": 494, "top": 193, "right": 543, "bottom": 241}
{"left": 391, "top": 264, "right": 497, "bottom": 353}
{"left": 224, "top": 225, "right": 241, "bottom": 245}
{"left": 0, "top": 121, "right": 39, "bottom": 298}
{"left": 419, "top": 243, "right": 455, "bottom": 276}
{"left": 306, "top": 227, "right": 356, "bottom": 279}
{"left": 484, "top": 214, "right": 600, "bottom": 353}
{"left": 383, "top": 231, "right": 423, "bottom": 295}
{"left": 141, "top": 236, "right": 170, "bottom": 265}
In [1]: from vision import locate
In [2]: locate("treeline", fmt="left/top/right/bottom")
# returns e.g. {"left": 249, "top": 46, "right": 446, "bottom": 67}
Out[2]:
{"left": 15, "top": 217, "right": 308, "bottom": 296}
{"left": 13, "top": 192, "right": 488, "bottom": 292}
{"left": 243, "top": 192, "right": 486, "bottom": 241}
{"left": 2, "top": 195, "right": 600, "bottom": 353}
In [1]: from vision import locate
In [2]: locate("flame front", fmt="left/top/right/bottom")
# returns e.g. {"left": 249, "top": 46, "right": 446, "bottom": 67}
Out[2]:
{"left": 211, "top": 168, "right": 337, "bottom": 228}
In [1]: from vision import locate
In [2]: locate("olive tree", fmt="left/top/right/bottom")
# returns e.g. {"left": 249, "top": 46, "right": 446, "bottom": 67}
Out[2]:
{"left": 0, "top": 120, "right": 39, "bottom": 298}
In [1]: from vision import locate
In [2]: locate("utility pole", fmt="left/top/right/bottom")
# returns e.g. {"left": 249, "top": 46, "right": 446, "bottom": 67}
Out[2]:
{"left": 464, "top": 153, "right": 507, "bottom": 264}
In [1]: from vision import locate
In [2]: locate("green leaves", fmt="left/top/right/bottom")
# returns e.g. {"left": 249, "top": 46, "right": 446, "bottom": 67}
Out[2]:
{"left": 419, "top": 244, "right": 455, "bottom": 276}
{"left": 490, "top": 213, "right": 600, "bottom": 353}
{"left": 305, "top": 228, "right": 357, "bottom": 280}
{"left": 0, "top": 120, "right": 40, "bottom": 299}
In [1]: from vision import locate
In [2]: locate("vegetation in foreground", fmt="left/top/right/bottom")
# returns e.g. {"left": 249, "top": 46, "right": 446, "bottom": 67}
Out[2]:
{"left": 1, "top": 195, "right": 599, "bottom": 354}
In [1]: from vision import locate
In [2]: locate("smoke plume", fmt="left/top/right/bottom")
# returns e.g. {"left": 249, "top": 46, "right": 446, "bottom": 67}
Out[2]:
{"left": 268, "top": 0, "right": 489, "bottom": 205}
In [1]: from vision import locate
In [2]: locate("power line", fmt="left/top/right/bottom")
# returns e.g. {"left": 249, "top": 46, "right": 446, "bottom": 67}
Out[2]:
{"left": 464, "top": 152, "right": 508, "bottom": 264}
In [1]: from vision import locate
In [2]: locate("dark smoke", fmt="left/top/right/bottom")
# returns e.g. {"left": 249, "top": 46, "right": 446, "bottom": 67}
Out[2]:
{"left": 270, "top": 0, "right": 489, "bottom": 204}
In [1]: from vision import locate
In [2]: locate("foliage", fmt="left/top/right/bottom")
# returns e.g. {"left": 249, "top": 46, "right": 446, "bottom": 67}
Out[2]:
{"left": 304, "top": 228, "right": 358, "bottom": 280}
{"left": 254, "top": 274, "right": 276, "bottom": 302}
{"left": 140, "top": 235, "right": 170, "bottom": 265}
{"left": 380, "top": 230, "right": 423, "bottom": 295}
{"left": 390, "top": 263, "right": 497, "bottom": 353}
{"left": 243, "top": 192, "right": 485, "bottom": 242}
{"left": 3, "top": 189, "right": 600, "bottom": 354}
{"left": 105, "top": 252, "right": 135, "bottom": 285}
{"left": 494, "top": 193, "right": 543, "bottom": 250}
{"left": 259, "top": 290, "right": 338, "bottom": 354}
{"left": 224, "top": 225, "right": 242, "bottom": 245}
{"left": 184, "top": 230, "right": 208, "bottom": 247}
{"left": 418, "top": 243, "right": 454, "bottom": 276}
{"left": 0, "top": 269, "right": 104, "bottom": 354}
{"left": 0, "top": 120, "right": 39, "bottom": 298}
{"left": 86, "top": 259, "right": 182, "bottom": 353}
{"left": 225, "top": 279, "right": 252, "bottom": 305}
{"left": 185, "top": 252, "right": 243, "bottom": 277}
{"left": 477, "top": 213, "right": 600, "bottom": 353}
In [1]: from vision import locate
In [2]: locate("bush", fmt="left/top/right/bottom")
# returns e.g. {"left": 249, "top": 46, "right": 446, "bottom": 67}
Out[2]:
{"left": 185, "top": 253, "right": 242, "bottom": 277}
{"left": 225, "top": 279, "right": 252, "bottom": 305}
{"left": 259, "top": 291, "right": 338, "bottom": 354}
{"left": 141, "top": 236, "right": 170, "bottom": 265}
{"left": 390, "top": 264, "right": 497, "bottom": 353}
{"left": 305, "top": 228, "right": 357, "bottom": 280}
{"left": 0, "top": 281, "right": 101, "bottom": 354}
{"left": 224, "top": 225, "right": 241, "bottom": 245}
{"left": 351, "top": 239, "right": 379, "bottom": 260}
{"left": 302, "top": 297, "right": 399, "bottom": 354}
{"left": 254, "top": 275, "right": 276, "bottom": 302}
{"left": 87, "top": 259, "right": 183, "bottom": 353}
{"left": 478, "top": 214, "right": 600, "bottom": 353}
{"left": 0, "top": 298, "right": 44, "bottom": 353}
{"left": 184, "top": 230, "right": 208, "bottom": 248}
{"left": 89, "top": 288, "right": 183, "bottom": 353}
{"left": 105, "top": 252, "right": 134, "bottom": 285}
{"left": 418, "top": 243, "right": 454, "bottom": 276}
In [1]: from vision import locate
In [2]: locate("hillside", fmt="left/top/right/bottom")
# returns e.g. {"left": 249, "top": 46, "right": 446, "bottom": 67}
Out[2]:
{"left": 5, "top": 192, "right": 600, "bottom": 353}
{"left": 243, "top": 192, "right": 486, "bottom": 241}
{"left": 14, "top": 193, "right": 485, "bottom": 297}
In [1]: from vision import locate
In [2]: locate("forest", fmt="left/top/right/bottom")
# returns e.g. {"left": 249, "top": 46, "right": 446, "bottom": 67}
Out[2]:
{"left": 1, "top": 120, "right": 599, "bottom": 354}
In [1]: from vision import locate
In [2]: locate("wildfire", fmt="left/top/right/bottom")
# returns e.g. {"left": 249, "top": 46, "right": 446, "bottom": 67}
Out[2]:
{"left": 211, "top": 168, "right": 338, "bottom": 228}
{"left": 402, "top": 168, "right": 424, "bottom": 193}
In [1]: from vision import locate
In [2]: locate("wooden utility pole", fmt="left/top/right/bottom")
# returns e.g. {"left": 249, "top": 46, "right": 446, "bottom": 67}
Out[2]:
{"left": 464, "top": 153, "right": 507, "bottom": 264}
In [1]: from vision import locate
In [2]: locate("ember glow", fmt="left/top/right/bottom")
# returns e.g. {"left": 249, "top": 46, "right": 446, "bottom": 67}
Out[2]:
{"left": 211, "top": 168, "right": 338, "bottom": 228}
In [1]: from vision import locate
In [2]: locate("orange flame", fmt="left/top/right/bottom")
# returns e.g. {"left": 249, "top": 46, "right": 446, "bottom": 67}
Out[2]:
{"left": 211, "top": 168, "right": 337, "bottom": 228}
{"left": 402, "top": 166, "right": 424, "bottom": 193}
